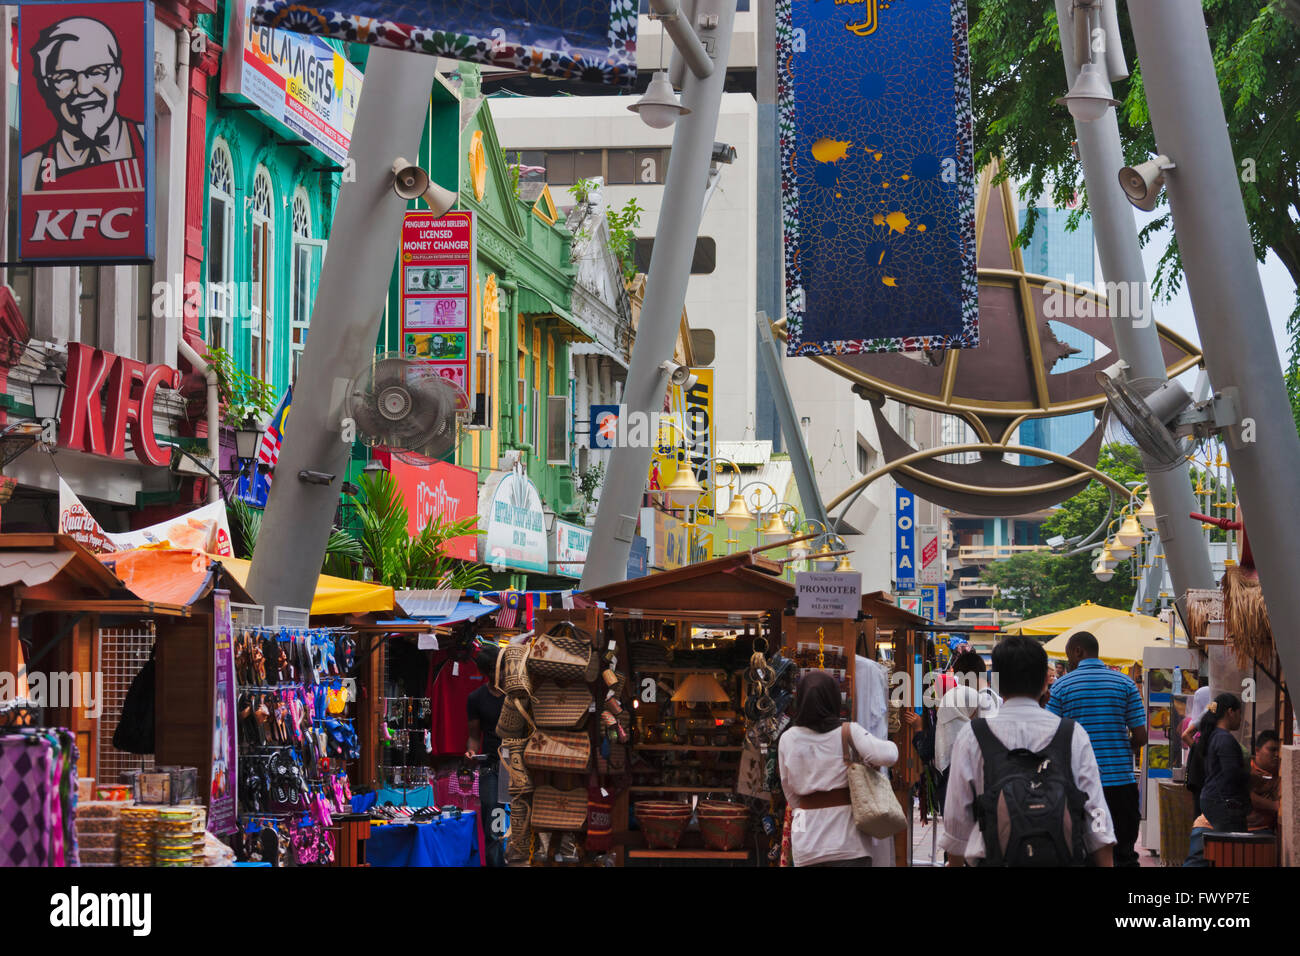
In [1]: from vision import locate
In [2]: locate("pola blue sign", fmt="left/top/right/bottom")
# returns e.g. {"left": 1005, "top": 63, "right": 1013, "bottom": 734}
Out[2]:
{"left": 251, "top": 0, "right": 638, "bottom": 88}
{"left": 895, "top": 487, "right": 915, "bottom": 591}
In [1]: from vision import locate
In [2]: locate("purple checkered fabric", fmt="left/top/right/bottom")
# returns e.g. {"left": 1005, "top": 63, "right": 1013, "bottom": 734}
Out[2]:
{"left": 0, "top": 739, "right": 52, "bottom": 867}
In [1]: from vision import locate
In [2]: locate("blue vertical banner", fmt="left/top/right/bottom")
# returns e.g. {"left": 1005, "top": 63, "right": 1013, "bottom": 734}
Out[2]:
{"left": 251, "top": 0, "right": 638, "bottom": 88}
{"left": 778, "top": 0, "right": 977, "bottom": 354}
{"left": 895, "top": 486, "right": 915, "bottom": 591}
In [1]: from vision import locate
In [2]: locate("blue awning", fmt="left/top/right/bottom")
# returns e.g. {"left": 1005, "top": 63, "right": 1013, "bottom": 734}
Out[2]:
{"left": 377, "top": 602, "right": 498, "bottom": 628}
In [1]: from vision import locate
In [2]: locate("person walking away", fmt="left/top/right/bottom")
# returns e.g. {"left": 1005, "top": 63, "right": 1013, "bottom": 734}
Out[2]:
{"left": 1047, "top": 632, "right": 1146, "bottom": 866}
{"left": 942, "top": 636, "right": 1115, "bottom": 867}
{"left": 1247, "top": 729, "right": 1280, "bottom": 833}
{"left": 1183, "top": 693, "right": 1248, "bottom": 865}
{"left": 466, "top": 644, "right": 507, "bottom": 867}
{"left": 935, "top": 650, "right": 1000, "bottom": 814}
{"left": 778, "top": 671, "right": 898, "bottom": 867}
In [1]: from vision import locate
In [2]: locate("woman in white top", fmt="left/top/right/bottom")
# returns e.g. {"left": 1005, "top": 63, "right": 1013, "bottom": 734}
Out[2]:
{"left": 778, "top": 670, "right": 898, "bottom": 866}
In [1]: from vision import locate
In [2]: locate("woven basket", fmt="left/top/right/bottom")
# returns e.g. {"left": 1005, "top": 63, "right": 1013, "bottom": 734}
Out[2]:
{"left": 531, "top": 786, "right": 587, "bottom": 831}
{"left": 496, "top": 643, "right": 532, "bottom": 700}
{"left": 501, "top": 738, "right": 533, "bottom": 795}
{"left": 698, "top": 802, "right": 749, "bottom": 851}
{"left": 527, "top": 632, "right": 599, "bottom": 684}
{"left": 532, "top": 682, "right": 593, "bottom": 729}
{"left": 495, "top": 698, "right": 531, "bottom": 739}
{"left": 505, "top": 796, "right": 531, "bottom": 864}
{"left": 635, "top": 802, "right": 692, "bottom": 850}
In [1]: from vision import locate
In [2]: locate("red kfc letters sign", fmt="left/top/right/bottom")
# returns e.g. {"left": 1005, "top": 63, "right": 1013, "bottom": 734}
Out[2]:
{"left": 59, "top": 342, "right": 179, "bottom": 466}
{"left": 19, "top": 1, "right": 155, "bottom": 262}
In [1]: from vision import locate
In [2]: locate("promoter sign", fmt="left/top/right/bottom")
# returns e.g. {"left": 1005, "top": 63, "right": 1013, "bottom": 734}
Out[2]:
{"left": 795, "top": 571, "right": 862, "bottom": 619}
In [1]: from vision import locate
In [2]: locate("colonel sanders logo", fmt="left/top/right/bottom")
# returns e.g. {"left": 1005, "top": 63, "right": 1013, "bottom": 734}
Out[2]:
{"left": 21, "top": 17, "right": 146, "bottom": 194}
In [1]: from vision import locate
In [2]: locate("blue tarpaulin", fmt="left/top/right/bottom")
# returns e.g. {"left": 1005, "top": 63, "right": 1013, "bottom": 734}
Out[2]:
{"left": 378, "top": 602, "right": 498, "bottom": 629}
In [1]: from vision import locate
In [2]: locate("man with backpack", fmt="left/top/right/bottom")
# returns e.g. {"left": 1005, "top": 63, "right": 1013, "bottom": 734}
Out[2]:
{"left": 941, "top": 636, "right": 1115, "bottom": 866}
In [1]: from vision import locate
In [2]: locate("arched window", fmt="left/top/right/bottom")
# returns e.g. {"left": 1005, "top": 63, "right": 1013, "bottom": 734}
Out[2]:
{"left": 289, "top": 188, "right": 317, "bottom": 383}
{"left": 250, "top": 166, "right": 274, "bottom": 383}
{"left": 207, "top": 141, "right": 235, "bottom": 350}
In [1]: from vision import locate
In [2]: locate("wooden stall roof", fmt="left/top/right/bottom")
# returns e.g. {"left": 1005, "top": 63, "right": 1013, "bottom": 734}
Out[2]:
{"left": 862, "top": 590, "right": 931, "bottom": 629}
{"left": 0, "top": 533, "right": 125, "bottom": 596}
{"left": 584, "top": 550, "right": 795, "bottom": 615}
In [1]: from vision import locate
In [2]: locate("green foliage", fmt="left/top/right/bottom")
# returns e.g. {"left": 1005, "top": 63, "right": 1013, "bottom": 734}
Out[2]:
{"left": 606, "top": 198, "right": 644, "bottom": 280}
{"left": 344, "top": 469, "right": 488, "bottom": 590}
{"left": 225, "top": 496, "right": 364, "bottom": 573}
{"left": 205, "top": 346, "right": 277, "bottom": 428}
{"left": 577, "top": 460, "right": 605, "bottom": 517}
{"left": 502, "top": 148, "right": 521, "bottom": 199}
{"left": 970, "top": 0, "right": 1300, "bottom": 420}
{"left": 980, "top": 444, "right": 1145, "bottom": 614}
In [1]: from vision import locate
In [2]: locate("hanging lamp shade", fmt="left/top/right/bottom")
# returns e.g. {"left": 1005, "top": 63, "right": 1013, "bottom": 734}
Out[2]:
{"left": 720, "top": 493, "right": 753, "bottom": 532}
{"left": 1115, "top": 514, "right": 1144, "bottom": 548}
{"left": 670, "top": 673, "right": 730, "bottom": 703}
{"left": 1097, "top": 546, "right": 1119, "bottom": 571}
{"left": 662, "top": 465, "right": 704, "bottom": 510}
{"left": 1136, "top": 495, "right": 1158, "bottom": 531}
{"left": 834, "top": 553, "right": 855, "bottom": 573}
{"left": 1093, "top": 558, "right": 1115, "bottom": 583}
{"left": 1106, "top": 534, "right": 1134, "bottom": 561}
{"left": 761, "top": 511, "right": 791, "bottom": 538}
{"left": 815, "top": 541, "right": 836, "bottom": 571}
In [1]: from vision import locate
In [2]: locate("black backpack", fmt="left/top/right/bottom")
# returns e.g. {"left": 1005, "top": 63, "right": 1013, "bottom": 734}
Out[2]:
{"left": 112, "top": 654, "right": 156, "bottom": 754}
{"left": 971, "top": 717, "right": 1089, "bottom": 866}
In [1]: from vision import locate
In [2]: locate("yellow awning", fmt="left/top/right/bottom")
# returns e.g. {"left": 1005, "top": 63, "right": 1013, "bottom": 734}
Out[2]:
{"left": 213, "top": 555, "right": 395, "bottom": 616}
{"left": 1042, "top": 615, "right": 1181, "bottom": 667}
{"left": 1002, "top": 601, "right": 1132, "bottom": 637}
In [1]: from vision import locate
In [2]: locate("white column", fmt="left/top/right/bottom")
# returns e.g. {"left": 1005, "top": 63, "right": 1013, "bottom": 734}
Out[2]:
{"left": 98, "top": 267, "right": 136, "bottom": 354}
{"left": 34, "top": 268, "right": 76, "bottom": 343}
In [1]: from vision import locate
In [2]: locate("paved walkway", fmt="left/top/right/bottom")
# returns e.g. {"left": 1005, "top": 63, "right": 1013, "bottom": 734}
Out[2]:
{"left": 907, "top": 803, "right": 1164, "bottom": 867}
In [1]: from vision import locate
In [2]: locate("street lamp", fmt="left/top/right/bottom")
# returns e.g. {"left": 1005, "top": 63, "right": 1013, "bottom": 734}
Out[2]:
{"left": 1055, "top": 62, "right": 1120, "bottom": 122}
{"left": 628, "top": 71, "right": 690, "bottom": 129}
{"left": 234, "top": 414, "right": 264, "bottom": 462}
{"left": 30, "top": 364, "right": 66, "bottom": 424}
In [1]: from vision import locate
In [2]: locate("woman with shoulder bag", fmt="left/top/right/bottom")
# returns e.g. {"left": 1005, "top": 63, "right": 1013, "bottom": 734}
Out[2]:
{"left": 1184, "top": 693, "right": 1248, "bottom": 866}
{"left": 777, "top": 671, "right": 899, "bottom": 867}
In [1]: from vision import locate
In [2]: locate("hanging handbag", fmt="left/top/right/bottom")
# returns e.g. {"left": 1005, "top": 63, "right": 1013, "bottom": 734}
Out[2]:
{"left": 530, "top": 785, "right": 588, "bottom": 832}
{"left": 500, "top": 738, "right": 533, "bottom": 795}
{"left": 531, "top": 681, "right": 594, "bottom": 729}
{"left": 841, "top": 723, "right": 907, "bottom": 839}
{"left": 505, "top": 795, "right": 531, "bottom": 865}
{"left": 524, "top": 727, "right": 591, "bottom": 772}
{"left": 526, "top": 630, "right": 599, "bottom": 685}
{"left": 495, "top": 697, "right": 532, "bottom": 739}
{"left": 495, "top": 642, "right": 533, "bottom": 700}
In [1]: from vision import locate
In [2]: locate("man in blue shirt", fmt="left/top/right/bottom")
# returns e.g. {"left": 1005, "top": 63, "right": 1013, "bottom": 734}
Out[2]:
{"left": 1047, "top": 631, "right": 1148, "bottom": 866}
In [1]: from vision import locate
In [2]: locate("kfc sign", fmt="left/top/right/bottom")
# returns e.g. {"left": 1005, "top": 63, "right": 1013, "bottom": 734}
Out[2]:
{"left": 59, "top": 342, "right": 180, "bottom": 466}
{"left": 19, "top": 2, "right": 155, "bottom": 262}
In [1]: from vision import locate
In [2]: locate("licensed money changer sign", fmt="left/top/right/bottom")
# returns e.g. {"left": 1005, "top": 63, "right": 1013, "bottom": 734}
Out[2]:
{"left": 400, "top": 210, "right": 474, "bottom": 407}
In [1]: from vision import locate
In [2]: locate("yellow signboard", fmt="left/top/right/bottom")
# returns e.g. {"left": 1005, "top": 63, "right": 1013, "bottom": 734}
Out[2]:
{"left": 648, "top": 369, "right": 715, "bottom": 516}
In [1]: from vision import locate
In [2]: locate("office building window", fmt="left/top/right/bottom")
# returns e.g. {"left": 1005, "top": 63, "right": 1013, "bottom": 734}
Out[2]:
{"left": 634, "top": 236, "right": 716, "bottom": 275}
{"left": 608, "top": 148, "right": 669, "bottom": 184}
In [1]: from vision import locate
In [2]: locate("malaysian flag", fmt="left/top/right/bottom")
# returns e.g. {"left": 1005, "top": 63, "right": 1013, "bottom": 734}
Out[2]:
{"left": 495, "top": 591, "right": 521, "bottom": 629}
{"left": 236, "top": 386, "right": 292, "bottom": 508}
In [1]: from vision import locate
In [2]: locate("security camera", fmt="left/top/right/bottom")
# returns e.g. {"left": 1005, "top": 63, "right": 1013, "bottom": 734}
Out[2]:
{"left": 659, "top": 361, "right": 698, "bottom": 390}
{"left": 1118, "top": 154, "right": 1174, "bottom": 212}
{"left": 711, "top": 142, "right": 737, "bottom": 165}
{"left": 392, "top": 158, "right": 458, "bottom": 216}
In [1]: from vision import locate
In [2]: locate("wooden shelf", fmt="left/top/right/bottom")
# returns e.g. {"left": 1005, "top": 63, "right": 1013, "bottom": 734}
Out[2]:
{"left": 635, "top": 744, "right": 742, "bottom": 752}
{"left": 627, "top": 848, "right": 749, "bottom": 861}
{"left": 628, "top": 785, "right": 736, "bottom": 793}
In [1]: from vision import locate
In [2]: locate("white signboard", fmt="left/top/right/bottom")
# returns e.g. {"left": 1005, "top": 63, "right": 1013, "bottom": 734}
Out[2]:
{"left": 918, "top": 524, "right": 942, "bottom": 585}
{"left": 795, "top": 571, "right": 862, "bottom": 619}
{"left": 221, "top": 1, "right": 363, "bottom": 167}
{"left": 59, "top": 478, "right": 234, "bottom": 556}
{"left": 478, "top": 470, "right": 547, "bottom": 573}
{"left": 551, "top": 519, "right": 591, "bottom": 579}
